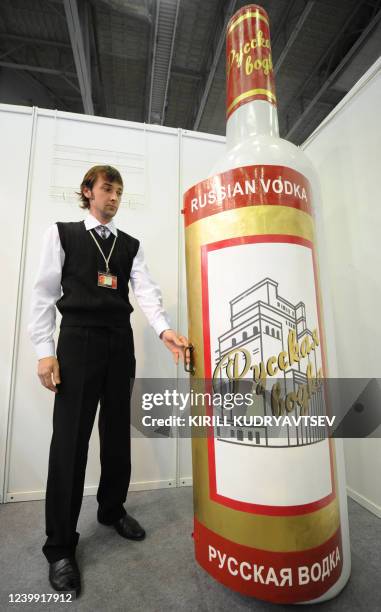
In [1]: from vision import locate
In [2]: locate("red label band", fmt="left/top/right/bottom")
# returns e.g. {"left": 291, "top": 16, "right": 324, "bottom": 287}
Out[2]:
{"left": 226, "top": 5, "right": 276, "bottom": 118}
{"left": 183, "top": 165, "right": 313, "bottom": 227}
{"left": 194, "top": 517, "right": 343, "bottom": 603}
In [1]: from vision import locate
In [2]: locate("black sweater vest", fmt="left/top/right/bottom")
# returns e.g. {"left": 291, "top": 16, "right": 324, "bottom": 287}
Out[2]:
{"left": 56, "top": 221, "right": 140, "bottom": 327}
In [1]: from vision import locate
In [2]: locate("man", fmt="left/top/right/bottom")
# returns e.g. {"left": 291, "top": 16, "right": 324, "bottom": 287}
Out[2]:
{"left": 28, "top": 165, "right": 189, "bottom": 597}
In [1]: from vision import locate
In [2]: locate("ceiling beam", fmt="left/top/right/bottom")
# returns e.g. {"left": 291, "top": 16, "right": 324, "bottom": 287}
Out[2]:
{"left": 271, "top": 0, "right": 297, "bottom": 49}
{"left": 147, "top": 0, "right": 180, "bottom": 125}
{"left": 63, "top": 0, "right": 94, "bottom": 114}
{"left": 0, "top": 43, "right": 26, "bottom": 61}
{"left": 0, "top": 60, "right": 76, "bottom": 77}
{"left": 161, "top": 0, "right": 180, "bottom": 125}
{"left": 61, "top": 74, "right": 82, "bottom": 93}
{"left": 192, "top": 0, "right": 237, "bottom": 131}
{"left": 274, "top": 0, "right": 315, "bottom": 75}
{"left": 286, "top": 6, "right": 381, "bottom": 139}
{"left": 280, "top": 1, "right": 367, "bottom": 124}
{"left": 172, "top": 66, "right": 203, "bottom": 80}
{"left": 1, "top": 53, "right": 68, "bottom": 109}
{"left": 0, "top": 32, "right": 71, "bottom": 49}
{"left": 88, "top": 1, "right": 107, "bottom": 116}
{"left": 144, "top": 0, "right": 157, "bottom": 122}
{"left": 148, "top": 0, "right": 161, "bottom": 122}
{"left": 82, "top": 0, "right": 91, "bottom": 83}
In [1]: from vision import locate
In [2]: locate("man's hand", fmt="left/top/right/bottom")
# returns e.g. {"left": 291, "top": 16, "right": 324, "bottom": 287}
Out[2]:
{"left": 160, "top": 329, "right": 190, "bottom": 365}
{"left": 37, "top": 356, "right": 61, "bottom": 393}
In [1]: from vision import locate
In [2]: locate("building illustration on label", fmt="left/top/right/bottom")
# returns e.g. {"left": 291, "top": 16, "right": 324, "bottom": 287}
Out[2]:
{"left": 212, "top": 277, "right": 325, "bottom": 448}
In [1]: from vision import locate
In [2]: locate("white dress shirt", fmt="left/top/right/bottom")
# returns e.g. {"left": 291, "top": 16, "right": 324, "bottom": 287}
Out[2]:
{"left": 28, "top": 213, "right": 171, "bottom": 359}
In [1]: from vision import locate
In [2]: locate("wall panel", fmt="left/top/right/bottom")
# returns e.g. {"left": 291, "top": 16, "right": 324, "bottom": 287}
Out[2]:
{"left": 0, "top": 106, "right": 225, "bottom": 502}
{"left": 0, "top": 105, "right": 34, "bottom": 502}
{"left": 303, "top": 59, "right": 381, "bottom": 516}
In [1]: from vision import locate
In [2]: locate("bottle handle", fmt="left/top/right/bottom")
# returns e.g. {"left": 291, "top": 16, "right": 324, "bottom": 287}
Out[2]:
{"left": 184, "top": 343, "right": 195, "bottom": 375}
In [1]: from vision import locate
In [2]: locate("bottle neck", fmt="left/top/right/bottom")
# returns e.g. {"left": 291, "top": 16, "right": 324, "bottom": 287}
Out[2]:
{"left": 226, "top": 99, "right": 279, "bottom": 149}
{"left": 225, "top": 5, "right": 278, "bottom": 148}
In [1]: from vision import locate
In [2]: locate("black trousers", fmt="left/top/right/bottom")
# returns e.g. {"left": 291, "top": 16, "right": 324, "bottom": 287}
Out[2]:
{"left": 42, "top": 325, "right": 135, "bottom": 563}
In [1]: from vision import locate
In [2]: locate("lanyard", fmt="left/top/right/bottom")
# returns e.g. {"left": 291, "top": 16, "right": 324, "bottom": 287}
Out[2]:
{"left": 89, "top": 229, "right": 117, "bottom": 273}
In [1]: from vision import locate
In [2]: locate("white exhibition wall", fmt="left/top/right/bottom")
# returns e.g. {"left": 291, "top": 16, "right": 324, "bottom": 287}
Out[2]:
{"left": 303, "top": 58, "right": 381, "bottom": 517}
{"left": 0, "top": 104, "right": 224, "bottom": 503}
{"left": 0, "top": 106, "right": 34, "bottom": 503}
{"left": 1, "top": 57, "right": 380, "bottom": 517}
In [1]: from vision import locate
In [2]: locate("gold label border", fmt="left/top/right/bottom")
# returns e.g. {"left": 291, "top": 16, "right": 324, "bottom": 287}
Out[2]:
{"left": 227, "top": 88, "right": 277, "bottom": 116}
{"left": 228, "top": 10, "right": 269, "bottom": 34}
{"left": 185, "top": 206, "right": 341, "bottom": 550}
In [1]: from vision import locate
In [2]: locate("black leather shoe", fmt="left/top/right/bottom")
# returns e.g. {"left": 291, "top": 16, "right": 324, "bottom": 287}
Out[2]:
{"left": 113, "top": 513, "right": 146, "bottom": 540}
{"left": 49, "top": 557, "right": 81, "bottom": 597}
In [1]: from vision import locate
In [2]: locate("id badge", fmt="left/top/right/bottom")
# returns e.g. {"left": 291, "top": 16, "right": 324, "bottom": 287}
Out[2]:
{"left": 98, "top": 271, "right": 117, "bottom": 289}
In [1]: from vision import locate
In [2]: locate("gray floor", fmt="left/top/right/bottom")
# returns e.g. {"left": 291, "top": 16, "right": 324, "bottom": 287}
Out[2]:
{"left": 0, "top": 489, "right": 380, "bottom": 611}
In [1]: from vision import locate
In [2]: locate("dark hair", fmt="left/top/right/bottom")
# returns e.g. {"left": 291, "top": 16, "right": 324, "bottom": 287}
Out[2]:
{"left": 77, "top": 165, "right": 123, "bottom": 209}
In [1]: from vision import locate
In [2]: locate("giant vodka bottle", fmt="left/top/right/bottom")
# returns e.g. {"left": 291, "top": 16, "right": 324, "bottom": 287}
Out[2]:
{"left": 183, "top": 4, "right": 350, "bottom": 604}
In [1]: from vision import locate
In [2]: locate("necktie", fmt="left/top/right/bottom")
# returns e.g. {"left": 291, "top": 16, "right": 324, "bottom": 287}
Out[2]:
{"left": 99, "top": 225, "right": 107, "bottom": 240}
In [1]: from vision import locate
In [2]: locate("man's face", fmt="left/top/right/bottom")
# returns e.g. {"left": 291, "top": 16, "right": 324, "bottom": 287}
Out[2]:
{"left": 83, "top": 174, "right": 123, "bottom": 221}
